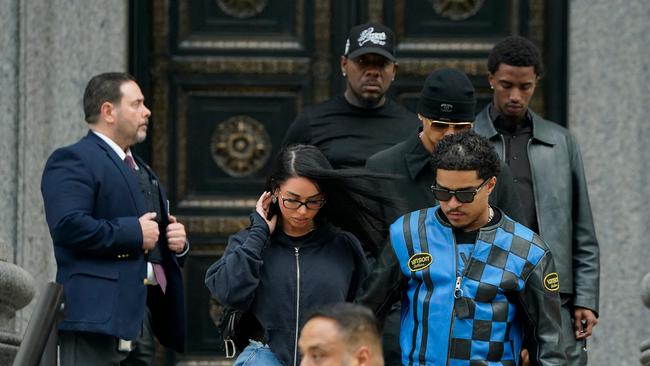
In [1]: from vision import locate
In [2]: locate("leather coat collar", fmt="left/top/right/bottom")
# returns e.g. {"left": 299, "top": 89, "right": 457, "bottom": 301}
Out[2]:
{"left": 474, "top": 105, "right": 557, "bottom": 146}
{"left": 403, "top": 130, "right": 433, "bottom": 180}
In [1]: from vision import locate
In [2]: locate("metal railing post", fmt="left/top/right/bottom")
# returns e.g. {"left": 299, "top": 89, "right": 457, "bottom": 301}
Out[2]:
{"left": 641, "top": 273, "right": 650, "bottom": 366}
{"left": 12, "top": 282, "right": 63, "bottom": 366}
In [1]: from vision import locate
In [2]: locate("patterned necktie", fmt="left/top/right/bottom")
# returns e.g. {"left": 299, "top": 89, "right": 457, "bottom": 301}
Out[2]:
{"left": 124, "top": 155, "right": 167, "bottom": 294}
{"left": 124, "top": 155, "right": 137, "bottom": 170}
{"left": 152, "top": 264, "right": 167, "bottom": 294}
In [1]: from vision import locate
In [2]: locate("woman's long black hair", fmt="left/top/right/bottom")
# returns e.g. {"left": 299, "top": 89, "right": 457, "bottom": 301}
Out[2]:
{"left": 265, "top": 144, "right": 394, "bottom": 257}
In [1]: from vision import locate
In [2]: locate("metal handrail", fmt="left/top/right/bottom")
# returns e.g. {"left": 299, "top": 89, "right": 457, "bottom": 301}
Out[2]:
{"left": 12, "top": 282, "right": 63, "bottom": 366}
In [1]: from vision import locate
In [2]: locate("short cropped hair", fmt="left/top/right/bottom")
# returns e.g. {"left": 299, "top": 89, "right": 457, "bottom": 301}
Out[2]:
{"left": 83, "top": 72, "right": 136, "bottom": 123}
{"left": 431, "top": 131, "right": 501, "bottom": 180}
{"left": 487, "top": 36, "right": 544, "bottom": 78}
{"left": 305, "top": 303, "right": 381, "bottom": 351}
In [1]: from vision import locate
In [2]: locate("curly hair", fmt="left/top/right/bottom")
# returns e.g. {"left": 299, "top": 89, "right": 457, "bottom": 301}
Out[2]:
{"left": 431, "top": 131, "right": 501, "bottom": 180}
{"left": 487, "top": 36, "right": 544, "bottom": 77}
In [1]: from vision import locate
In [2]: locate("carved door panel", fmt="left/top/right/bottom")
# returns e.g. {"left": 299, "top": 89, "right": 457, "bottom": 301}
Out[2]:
{"left": 145, "top": 1, "right": 345, "bottom": 362}
{"left": 134, "top": 0, "right": 564, "bottom": 363}
{"left": 377, "top": 0, "right": 555, "bottom": 118}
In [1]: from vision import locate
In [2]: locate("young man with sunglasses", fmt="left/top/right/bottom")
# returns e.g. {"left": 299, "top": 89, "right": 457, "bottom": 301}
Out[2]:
{"left": 282, "top": 23, "right": 419, "bottom": 169}
{"left": 366, "top": 68, "right": 523, "bottom": 224}
{"left": 358, "top": 131, "right": 566, "bottom": 365}
{"left": 363, "top": 68, "right": 524, "bottom": 365}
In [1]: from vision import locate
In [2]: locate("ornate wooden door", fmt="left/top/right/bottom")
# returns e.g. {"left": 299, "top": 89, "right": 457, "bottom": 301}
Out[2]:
{"left": 130, "top": 1, "right": 565, "bottom": 363}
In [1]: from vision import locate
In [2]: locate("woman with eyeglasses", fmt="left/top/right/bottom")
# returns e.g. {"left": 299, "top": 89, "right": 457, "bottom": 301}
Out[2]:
{"left": 205, "top": 144, "right": 391, "bottom": 366}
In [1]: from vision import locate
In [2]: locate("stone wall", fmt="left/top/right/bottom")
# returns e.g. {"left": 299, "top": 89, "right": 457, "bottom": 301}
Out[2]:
{"left": 569, "top": 0, "right": 650, "bottom": 364}
{"left": 0, "top": 0, "right": 128, "bottom": 343}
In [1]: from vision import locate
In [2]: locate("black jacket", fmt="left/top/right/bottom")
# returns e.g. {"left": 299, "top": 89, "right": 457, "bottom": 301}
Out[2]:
{"left": 282, "top": 95, "right": 420, "bottom": 168}
{"left": 474, "top": 106, "right": 600, "bottom": 313}
{"left": 41, "top": 132, "right": 186, "bottom": 351}
{"left": 366, "top": 131, "right": 524, "bottom": 225}
{"left": 205, "top": 213, "right": 368, "bottom": 366}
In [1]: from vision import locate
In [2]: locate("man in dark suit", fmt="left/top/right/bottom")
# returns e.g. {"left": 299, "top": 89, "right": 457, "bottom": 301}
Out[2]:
{"left": 41, "top": 72, "right": 188, "bottom": 364}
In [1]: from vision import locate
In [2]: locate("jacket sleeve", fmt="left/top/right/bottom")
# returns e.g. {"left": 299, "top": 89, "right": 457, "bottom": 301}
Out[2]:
{"left": 493, "top": 161, "right": 525, "bottom": 224}
{"left": 342, "top": 232, "right": 370, "bottom": 301}
{"left": 282, "top": 112, "right": 312, "bottom": 146}
{"left": 568, "top": 134, "right": 600, "bottom": 313}
{"left": 520, "top": 252, "right": 567, "bottom": 366}
{"left": 365, "top": 154, "right": 405, "bottom": 228}
{"left": 41, "top": 147, "right": 142, "bottom": 256}
{"left": 204, "top": 212, "right": 270, "bottom": 311}
{"left": 355, "top": 241, "right": 404, "bottom": 327}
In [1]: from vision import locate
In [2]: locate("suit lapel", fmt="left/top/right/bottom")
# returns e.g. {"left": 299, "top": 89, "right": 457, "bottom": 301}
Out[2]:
{"left": 87, "top": 133, "right": 147, "bottom": 214}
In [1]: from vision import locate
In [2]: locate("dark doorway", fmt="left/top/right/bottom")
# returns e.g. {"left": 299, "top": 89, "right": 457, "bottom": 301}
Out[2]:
{"left": 129, "top": 1, "right": 566, "bottom": 363}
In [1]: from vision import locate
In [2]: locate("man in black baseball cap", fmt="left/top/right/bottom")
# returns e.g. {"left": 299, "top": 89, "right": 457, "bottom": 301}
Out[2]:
{"left": 340, "top": 23, "right": 397, "bottom": 109}
{"left": 282, "top": 23, "right": 418, "bottom": 169}
{"left": 362, "top": 69, "right": 523, "bottom": 364}
{"left": 343, "top": 23, "right": 396, "bottom": 62}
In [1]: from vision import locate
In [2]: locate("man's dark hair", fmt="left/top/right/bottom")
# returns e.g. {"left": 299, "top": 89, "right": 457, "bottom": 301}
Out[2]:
{"left": 83, "top": 72, "right": 136, "bottom": 123}
{"left": 305, "top": 303, "right": 381, "bottom": 349}
{"left": 431, "top": 131, "right": 501, "bottom": 180}
{"left": 487, "top": 36, "right": 544, "bottom": 78}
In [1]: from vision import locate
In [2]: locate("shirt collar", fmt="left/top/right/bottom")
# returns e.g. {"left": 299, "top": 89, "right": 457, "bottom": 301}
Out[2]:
{"left": 91, "top": 130, "right": 134, "bottom": 161}
{"left": 488, "top": 103, "right": 533, "bottom": 133}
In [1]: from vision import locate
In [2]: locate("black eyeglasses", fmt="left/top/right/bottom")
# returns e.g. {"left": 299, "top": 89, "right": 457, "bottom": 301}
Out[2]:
{"left": 279, "top": 193, "right": 326, "bottom": 210}
{"left": 430, "top": 178, "right": 490, "bottom": 203}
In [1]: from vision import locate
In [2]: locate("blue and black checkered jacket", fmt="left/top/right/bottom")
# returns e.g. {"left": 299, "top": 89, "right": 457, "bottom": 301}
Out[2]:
{"left": 358, "top": 206, "right": 566, "bottom": 366}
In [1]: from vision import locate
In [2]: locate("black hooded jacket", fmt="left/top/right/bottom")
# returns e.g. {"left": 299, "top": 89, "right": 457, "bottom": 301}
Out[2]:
{"left": 205, "top": 212, "right": 368, "bottom": 366}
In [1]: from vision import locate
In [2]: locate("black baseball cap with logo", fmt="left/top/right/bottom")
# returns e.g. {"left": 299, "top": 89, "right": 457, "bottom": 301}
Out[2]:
{"left": 343, "top": 23, "right": 396, "bottom": 62}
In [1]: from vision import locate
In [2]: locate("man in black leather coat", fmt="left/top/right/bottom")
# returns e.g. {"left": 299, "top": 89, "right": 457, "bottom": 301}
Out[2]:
{"left": 473, "top": 36, "right": 600, "bottom": 365}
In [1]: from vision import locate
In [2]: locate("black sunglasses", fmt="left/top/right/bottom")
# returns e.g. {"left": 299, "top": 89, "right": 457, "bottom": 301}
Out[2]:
{"left": 430, "top": 178, "right": 490, "bottom": 203}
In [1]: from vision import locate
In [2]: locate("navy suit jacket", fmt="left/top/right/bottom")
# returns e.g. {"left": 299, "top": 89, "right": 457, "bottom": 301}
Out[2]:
{"left": 41, "top": 131, "right": 186, "bottom": 352}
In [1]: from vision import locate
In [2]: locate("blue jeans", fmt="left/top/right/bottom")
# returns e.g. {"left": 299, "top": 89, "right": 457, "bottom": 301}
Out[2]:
{"left": 233, "top": 340, "right": 283, "bottom": 366}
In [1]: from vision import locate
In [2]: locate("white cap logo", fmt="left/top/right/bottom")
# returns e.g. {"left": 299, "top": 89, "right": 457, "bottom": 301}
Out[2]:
{"left": 440, "top": 103, "right": 453, "bottom": 113}
{"left": 357, "top": 27, "right": 386, "bottom": 47}
{"left": 344, "top": 39, "right": 350, "bottom": 54}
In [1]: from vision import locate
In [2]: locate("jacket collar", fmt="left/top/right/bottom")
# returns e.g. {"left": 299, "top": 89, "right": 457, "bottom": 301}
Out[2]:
{"left": 85, "top": 131, "right": 148, "bottom": 213}
{"left": 273, "top": 222, "right": 339, "bottom": 249}
{"left": 403, "top": 130, "right": 433, "bottom": 180}
{"left": 434, "top": 205, "right": 507, "bottom": 232}
{"left": 474, "top": 105, "right": 557, "bottom": 146}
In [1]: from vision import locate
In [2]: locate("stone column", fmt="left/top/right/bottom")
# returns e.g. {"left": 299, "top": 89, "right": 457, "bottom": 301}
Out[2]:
{"left": 0, "top": 258, "right": 34, "bottom": 364}
{"left": 569, "top": 0, "right": 650, "bottom": 364}
{"left": 15, "top": 0, "right": 129, "bottom": 327}
{"left": 642, "top": 273, "right": 650, "bottom": 365}
{"left": 0, "top": 0, "right": 35, "bottom": 362}
{"left": 0, "top": 0, "right": 128, "bottom": 362}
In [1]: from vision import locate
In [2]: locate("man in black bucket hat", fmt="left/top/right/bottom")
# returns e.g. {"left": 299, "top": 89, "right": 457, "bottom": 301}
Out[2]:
{"left": 366, "top": 68, "right": 523, "bottom": 224}
{"left": 363, "top": 68, "right": 523, "bottom": 365}
{"left": 283, "top": 23, "right": 419, "bottom": 169}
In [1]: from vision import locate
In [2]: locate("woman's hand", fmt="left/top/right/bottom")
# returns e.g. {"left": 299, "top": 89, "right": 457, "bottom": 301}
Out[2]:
{"left": 255, "top": 191, "right": 278, "bottom": 234}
